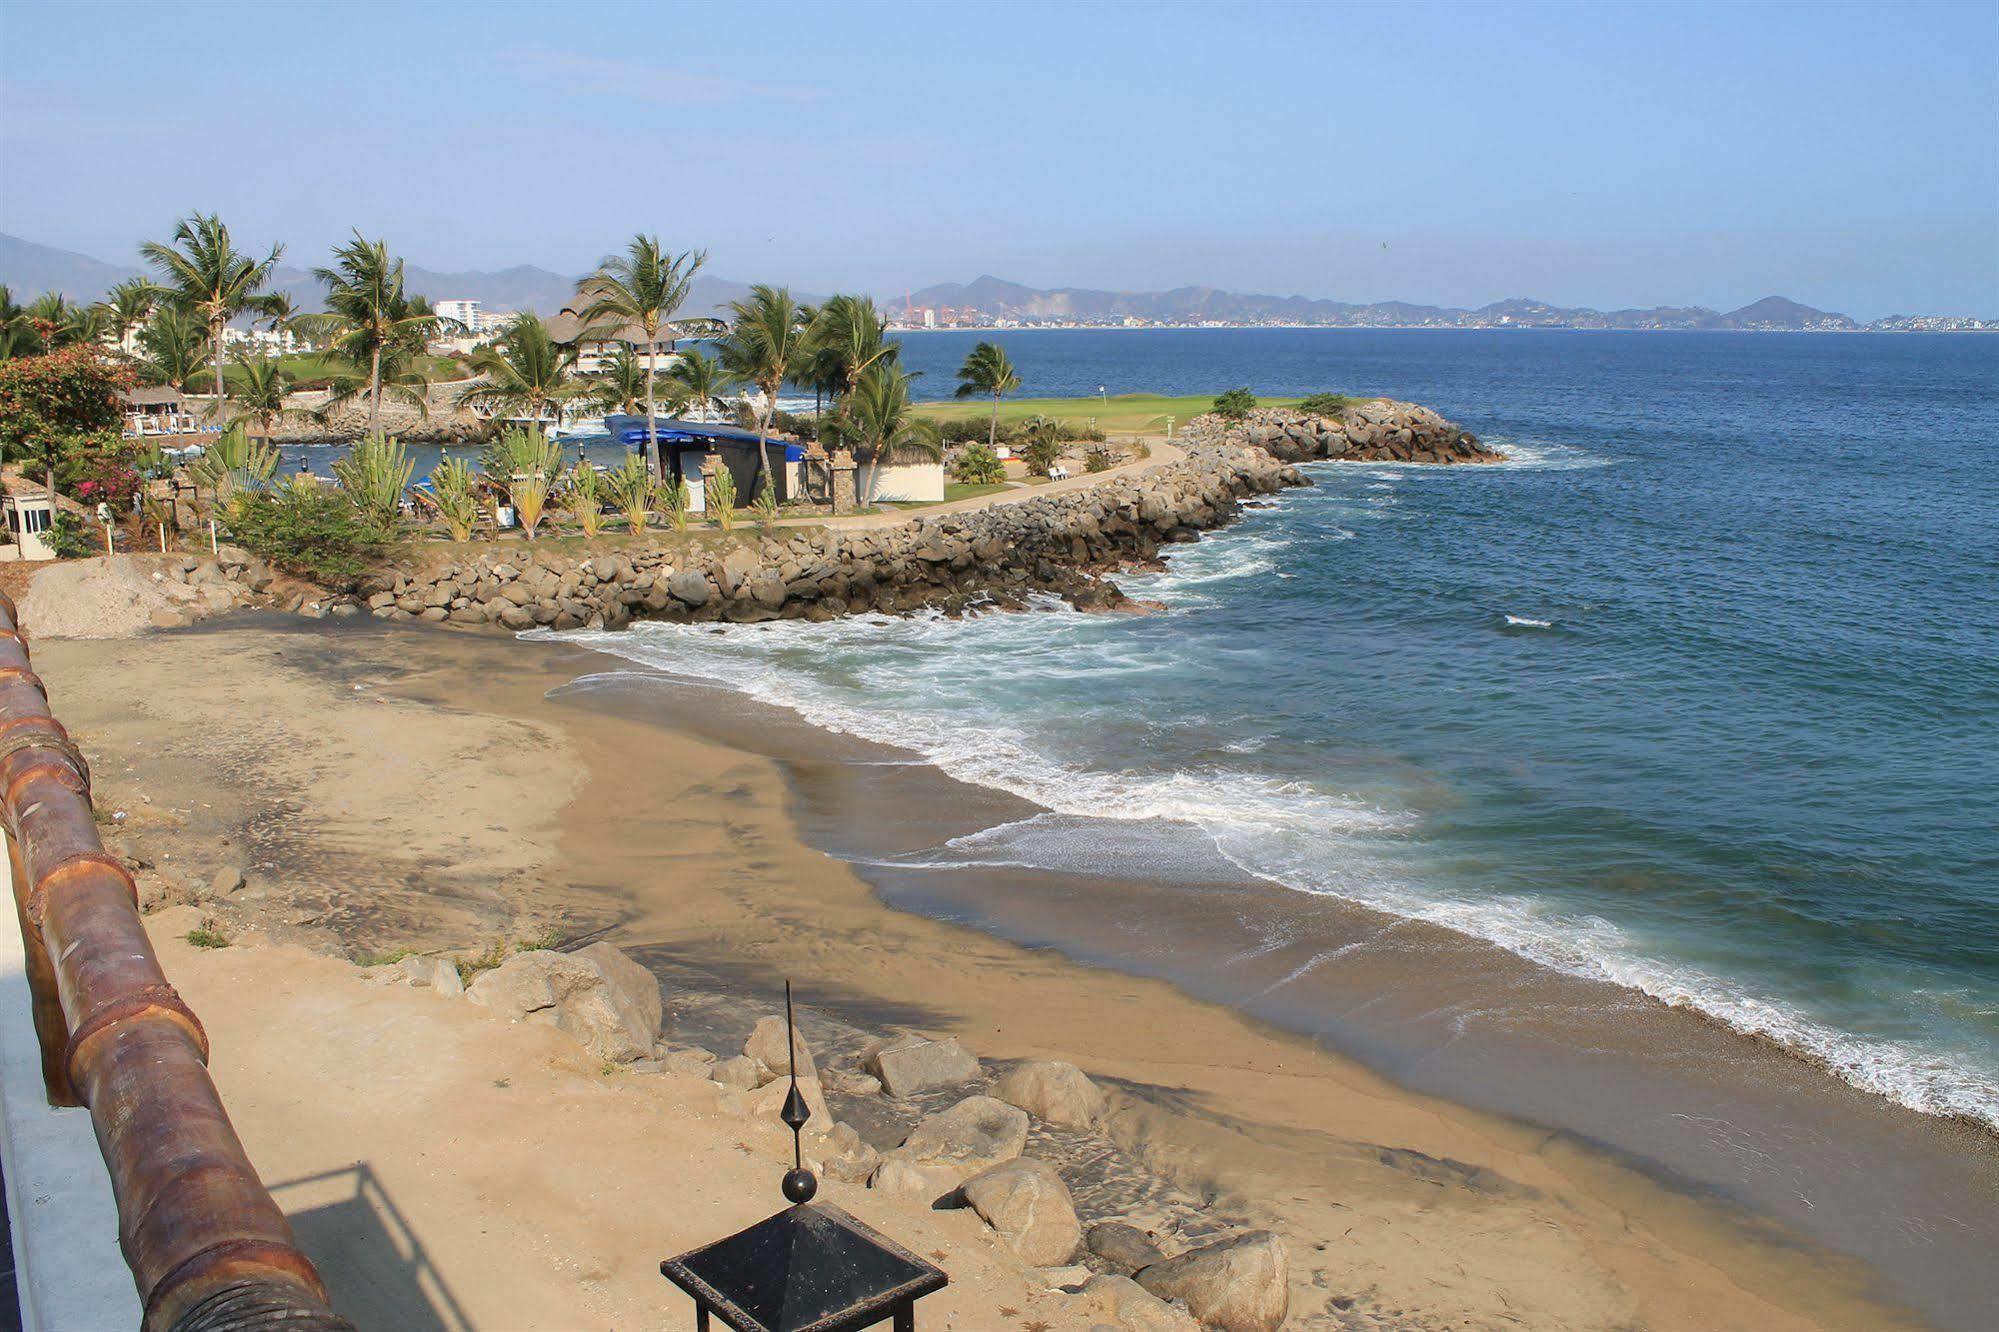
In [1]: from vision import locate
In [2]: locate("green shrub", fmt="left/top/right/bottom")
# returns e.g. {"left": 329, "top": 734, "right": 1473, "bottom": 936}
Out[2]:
{"left": 331, "top": 434, "right": 414, "bottom": 534}
{"left": 1084, "top": 446, "right": 1116, "bottom": 473}
{"left": 752, "top": 474, "right": 779, "bottom": 534}
{"left": 185, "top": 924, "right": 230, "bottom": 949}
{"left": 48, "top": 511, "right": 95, "bottom": 559}
{"left": 952, "top": 442, "right": 1005, "bottom": 485}
{"left": 603, "top": 454, "right": 656, "bottom": 535}
{"left": 1212, "top": 387, "right": 1257, "bottom": 420}
{"left": 430, "top": 457, "right": 481, "bottom": 541}
{"left": 226, "top": 476, "right": 396, "bottom": 586}
{"left": 706, "top": 465, "right": 737, "bottom": 529}
{"left": 1298, "top": 392, "right": 1363, "bottom": 416}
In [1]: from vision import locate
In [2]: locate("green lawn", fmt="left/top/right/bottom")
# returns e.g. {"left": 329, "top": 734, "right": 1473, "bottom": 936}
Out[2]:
{"left": 912, "top": 393, "right": 1311, "bottom": 436}
{"left": 943, "top": 481, "right": 1010, "bottom": 502}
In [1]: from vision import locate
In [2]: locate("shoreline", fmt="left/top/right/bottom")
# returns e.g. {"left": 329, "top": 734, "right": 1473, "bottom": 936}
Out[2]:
{"left": 41, "top": 617, "right": 1964, "bottom": 1330}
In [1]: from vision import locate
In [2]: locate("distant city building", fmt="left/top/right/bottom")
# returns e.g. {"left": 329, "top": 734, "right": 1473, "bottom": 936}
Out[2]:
{"left": 434, "top": 298, "right": 482, "bottom": 333}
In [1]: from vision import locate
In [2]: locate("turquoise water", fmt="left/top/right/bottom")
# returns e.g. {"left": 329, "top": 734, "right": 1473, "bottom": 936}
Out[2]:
{"left": 567, "top": 330, "right": 1999, "bottom": 1128}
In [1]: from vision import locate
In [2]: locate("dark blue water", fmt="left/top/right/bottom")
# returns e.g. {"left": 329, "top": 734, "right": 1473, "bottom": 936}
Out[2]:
{"left": 568, "top": 329, "right": 1998, "bottom": 1127}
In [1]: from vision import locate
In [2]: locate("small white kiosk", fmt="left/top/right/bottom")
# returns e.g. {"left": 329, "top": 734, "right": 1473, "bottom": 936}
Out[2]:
{"left": 1, "top": 494, "right": 57, "bottom": 562}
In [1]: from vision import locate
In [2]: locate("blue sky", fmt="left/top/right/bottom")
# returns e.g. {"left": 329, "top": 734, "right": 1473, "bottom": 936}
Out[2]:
{"left": 1, "top": 0, "right": 1993, "bottom": 317}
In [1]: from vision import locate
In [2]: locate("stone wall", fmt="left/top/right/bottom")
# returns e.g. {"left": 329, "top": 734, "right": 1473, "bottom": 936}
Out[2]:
{"left": 334, "top": 441, "right": 1306, "bottom": 632}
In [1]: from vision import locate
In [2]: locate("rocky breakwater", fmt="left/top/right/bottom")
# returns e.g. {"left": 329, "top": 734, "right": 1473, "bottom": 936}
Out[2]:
{"left": 350, "top": 440, "right": 1306, "bottom": 632}
{"left": 1191, "top": 399, "right": 1502, "bottom": 465}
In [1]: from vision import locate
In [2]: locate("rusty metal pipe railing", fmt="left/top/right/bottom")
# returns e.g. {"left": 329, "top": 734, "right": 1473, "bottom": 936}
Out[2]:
{"left": 0, "top": 591, "right": 352, "bottom": 1332}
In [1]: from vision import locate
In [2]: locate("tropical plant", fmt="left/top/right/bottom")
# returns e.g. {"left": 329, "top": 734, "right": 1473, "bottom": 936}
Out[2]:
{"left": 566, "top": 460, "right": 604, "bottom": 536}
{"left": 705, "top": 464, "right": 737, "bottom": 529}
{"left": 99, "top": 278, "right": 161, "bottom": 352}
{"left": 1085, "top": 445, "right": 1117, "bottom": 473}
{"left": 752, "top": 474, "right": 779, "bottom": 534}
{"left": 135, "top": 306, "right": 212, "bottom": 391}
{"left": 0, "top": 286, "right": 38, "bottom": 360}
{"left": 574, "top": 234, "right": 707, "bottom": 477}
{"left": 484, "top": 425, "right": 562, "bottom": 538}
{"left": 186, "top": 422, "right": 280, "bottom": 503}
{"left": 0, "top": 343, "right": 132, "bottom": 498}
{"left": 225, "top": 474, "right": 393, "bottom": 585}
{"left": 1297, "top": 391, "right": 1360, "bottom": 416}
{"left": 826, "top": 366, "right": 942, "bottom": 503}
{"left": 139, "top": 213, "right": 282, "bottom": 418}
{"left": 584, "top": 345, "right": 649, "bottom": 417}
{"left": 458, "top": 312, "right": 579, "bottom": 428}
{"left": 952, "top": 441, "right": 1006, "bottom": 485}
{"left": 48, "top": 511, "right": 96, "bottom": 559}
{"left": 330, "top": 434, "right": 414, "bottom": 533}
{"left": 662, "top": 348, "right": 733, "bottom": 420}
{"left": 1212, "top": 386, "right": 1257, "bottom": 420}
{"left": 804, "top": 294, "right": 897, "bottom": 409}
{"left": 602, "top": 453, "right": 656, "bottom": 535}
{"left": 952, "top": 341, "right": 1021, "bottom": 449}
{"left": 304, "top": 231, "right": 438, "bottom": 434}
{"left": 228, "top": 353, "right": 296, "bottom": 441}
{"left": 259, "top": 291, "right": 300, "bottom": 344}
{"left": 662, "top": 474, "right": 690, "bottom": 532}
{"left": 24, "top": 293, "right": 97, "bottom": 349}
{"left": 1020, "top": 415, "right": 1063, "bottom": 476}
{"left": 718, "top": 284, "right": 807, "bottom": 502}
{"left": 429, "top": 456, "right": 481, "bottom": 541}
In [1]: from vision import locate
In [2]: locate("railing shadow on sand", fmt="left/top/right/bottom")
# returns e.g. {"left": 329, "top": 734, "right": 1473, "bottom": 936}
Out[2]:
{"left": 268, "top": 1162, "right": 474, "bottom": 1332}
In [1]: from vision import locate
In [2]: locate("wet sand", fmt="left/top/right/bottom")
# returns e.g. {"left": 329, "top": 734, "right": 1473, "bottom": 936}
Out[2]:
{"left": 43, "top": 616, "right": 1991, "bottom": 1330}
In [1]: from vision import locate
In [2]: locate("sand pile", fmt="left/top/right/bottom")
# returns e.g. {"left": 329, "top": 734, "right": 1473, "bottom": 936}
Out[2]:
{"left": 17, "top": 557, "right": 171, "bottom": 639}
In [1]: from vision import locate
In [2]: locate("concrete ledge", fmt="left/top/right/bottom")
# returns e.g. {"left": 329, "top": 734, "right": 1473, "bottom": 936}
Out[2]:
{"left": 0, "top": 828, "right": 141, "bottom": 1330}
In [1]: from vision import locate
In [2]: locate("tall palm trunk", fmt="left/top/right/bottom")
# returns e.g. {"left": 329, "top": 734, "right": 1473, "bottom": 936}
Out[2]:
{"left": 748, "top": 375, "right": 775, "bottom": 501}
{"left": 368, "top": 339, "right": 383, "bottom": 436}
{"left": 989, "top": 392, "right": 1000, "bottom": 449}
{"left": 643, "top": 346, "right": 661, "bottom": 477}
{"left": 209, "top": 314, "right": 227, "bottom": 422}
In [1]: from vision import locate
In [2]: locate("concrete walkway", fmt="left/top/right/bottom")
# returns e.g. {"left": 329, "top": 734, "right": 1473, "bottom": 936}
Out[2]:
{"left": 818, "top": 437, "right": 1183, "bottom": 531}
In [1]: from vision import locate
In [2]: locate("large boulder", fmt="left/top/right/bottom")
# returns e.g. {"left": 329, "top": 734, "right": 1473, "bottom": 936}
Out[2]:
{"left": 575, "top": 943, "right": 663, "bottom": 1042}
{"left": 1135, "top": 1232, "right": 1289, "bottom": 1332}
{"left": 467, "top": 946, "right": 661, "bottom": 1062}
{"left": 866, "top": 1034, "right": 980, "bottom": 1097}
{"left": 394, "top": 954, "right": 464, "bottom": 996}
{"left": 1087, "top": 1222, "right": 1165, "bottom": 1274}
{"left": 958, "top": 1158, "right": 1082, "bottom": 1266}
{"left": 744, "top": 1015, "right": 817, "bottom": 1084}
{"left": 667, "top": 570, "right": 713, "bottom": 606}
{"left": 870, "top": 1095, "right": 1027, "bottom": 1201}
{"left": 993, "top": 1059, "right": 1106, "bottom": 1129}
{"left": 1081, "top": 1275, "right": 1200, "bottom": 1331}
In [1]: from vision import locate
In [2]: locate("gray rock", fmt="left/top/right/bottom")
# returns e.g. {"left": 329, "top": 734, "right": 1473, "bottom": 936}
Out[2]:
{"left": 396, "top": 954, "right": 464, "bottom": 996}
{"left": 660, "top": 1049, "right": 718, "bottom": 1078}
{"left": 817, "top": 1121, "right": 880, "bottom": 1183}
{"left": 209, "top": 866, "right": 246, "bottom": 897}
{"left": 1088, "top": 1222, "right": 1166, "bottom": 1274}
{"left": 1081, "top": 1275, "right": 1200, "bottom": 1331}
{"left": 744, "top": 1014, "right": 816, "bottom": 1085}
{"left": 466, "top": 948, "right": 657, "bottom": 1061}
{"left": 573, "top": 942, "right": 663, "bottom": 1046}
{"left": 870, "top": 1095, "right": 1028, "bottom": 1201}
{"left": 866, "top": 1033, "right": 980, "bottom": 1097}
{"left": 711, "top": 1054, "right": 762, "bottom": 1089}
{"left": 959, "top": 1158, "right": 1082, "bottom": 1266}
{"left": 994, "top": 1059, "right": 1106, "bottom": 1129}
{"left": 667, "top": 570, "right": 712, "bottom": 606}
{"left": 1135, "top": 1232, "right": 1289, "bottom": 1332}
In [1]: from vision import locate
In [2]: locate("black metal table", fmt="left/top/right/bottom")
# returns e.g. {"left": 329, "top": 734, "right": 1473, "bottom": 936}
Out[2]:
{"left": 660, "top": 1202, "right": 949, "bottom": 1332}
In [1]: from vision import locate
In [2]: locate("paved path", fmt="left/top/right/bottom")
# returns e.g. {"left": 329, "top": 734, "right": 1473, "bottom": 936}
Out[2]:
{"left": 815, "top": 437, "right": 1183, "bottom": 532}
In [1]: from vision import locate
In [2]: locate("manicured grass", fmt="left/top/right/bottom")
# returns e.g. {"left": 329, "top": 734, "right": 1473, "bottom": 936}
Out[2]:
{"left": 912, "top": 393, "right": 1309, "bottom": 436}
{"left": 943, "top": 481, "right": 1010, "bottom": 502}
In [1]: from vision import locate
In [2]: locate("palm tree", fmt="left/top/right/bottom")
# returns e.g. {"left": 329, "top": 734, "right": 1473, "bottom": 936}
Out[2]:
{"left": 828, "top": 366, "right": 941, "bottom": 503}
{"left": 717, "top": 284, "right": 806, "bottom": 499}
{"left": 662, "top": 348, "right": 733, "bottom": 421}
{"left": 24, "top": 293, "right": 104, "bottom": 348}
{"left": 584, "top": 345, "right": 649, "bottom": 417}
{"left": 0, "top": 287, "right": 37, "bottom": 359}
{"left": 953, "top": 341, "right": 1021, "bottom": 449}
{"left": 136, "top": 306, "right": 212, "bottom": 391}
{"left": 805, "top": 294, "right": 898, "bottom": 407}
{"left": 229, "top": 353, "right": 296, "bottom": 443}
{"left": 305, "top": 232, "right": 437, "bottom": 435}
{"left": 458, "top": 312, "right": 580, "bottom": 429}
{"left": 140, "top": 213, "right": 283, "bottom": 418}
{"left": 259, "top": 291, "right": 300, "bottom": 348}
{"left": 100, "top": 278, "right": 160, "bottom": 354}
{"left": 573, "top": 235, "right": 706, "bottom": 477}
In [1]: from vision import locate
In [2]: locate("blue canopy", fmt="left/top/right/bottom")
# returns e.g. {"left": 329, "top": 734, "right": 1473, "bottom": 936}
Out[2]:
{"left": 605, "top": 415, "right": 778, "bottom": 450}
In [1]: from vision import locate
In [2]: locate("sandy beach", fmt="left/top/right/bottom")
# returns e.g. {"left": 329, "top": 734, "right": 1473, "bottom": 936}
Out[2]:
{"left": 32, "top": 612, "right": 1973, "bottom": 1329}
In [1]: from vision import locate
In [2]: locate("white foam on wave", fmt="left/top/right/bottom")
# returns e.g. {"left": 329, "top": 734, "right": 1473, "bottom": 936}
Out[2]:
{"left": 1504, "top": 614, "right": 1554, "bottom": 628}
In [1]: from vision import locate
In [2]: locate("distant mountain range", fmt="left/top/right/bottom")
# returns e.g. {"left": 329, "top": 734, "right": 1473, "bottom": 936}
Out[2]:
{"left": 1, "top": 235, "right": 1984, "bottom": 333}
{"left": 903, "top": 276, "right": 1916, "bottom": 331}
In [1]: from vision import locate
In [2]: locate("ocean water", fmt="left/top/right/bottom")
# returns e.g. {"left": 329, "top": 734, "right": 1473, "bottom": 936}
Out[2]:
{"left": 558, "top": 329, "right": 1999, "bottom": 1129}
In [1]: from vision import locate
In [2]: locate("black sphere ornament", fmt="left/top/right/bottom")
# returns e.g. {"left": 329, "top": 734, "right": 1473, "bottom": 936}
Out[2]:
{"left": 781, "top": 1166, "right": 818, "bottom": 1205}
